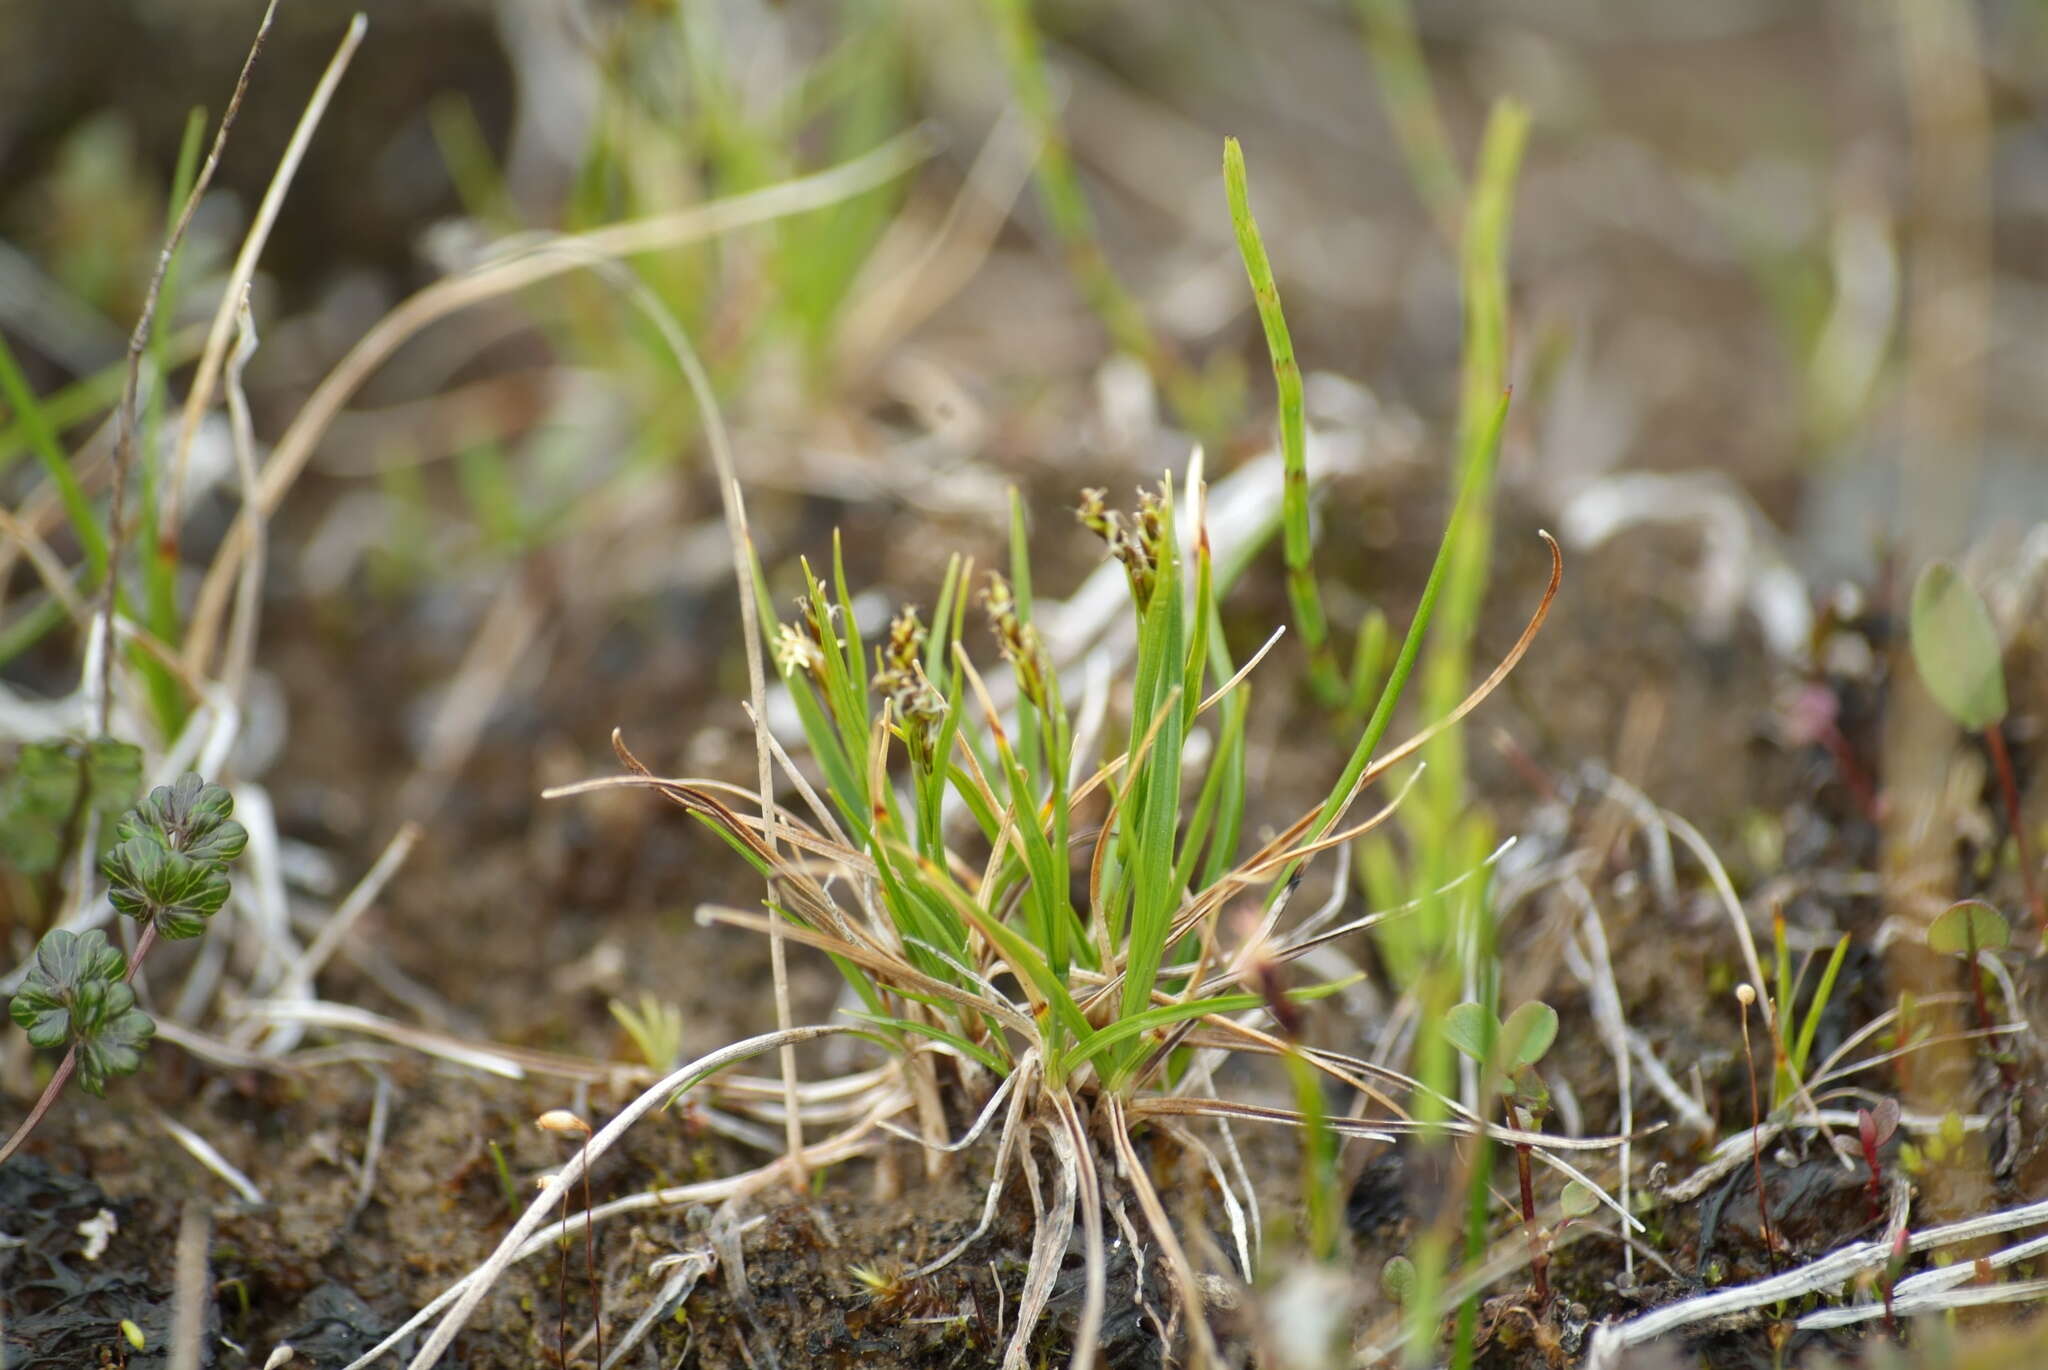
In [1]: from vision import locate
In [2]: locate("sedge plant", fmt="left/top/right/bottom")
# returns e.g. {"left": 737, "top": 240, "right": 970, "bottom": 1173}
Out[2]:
{"left": 560, "top": 445, "right": 1576, "bottom": 1365}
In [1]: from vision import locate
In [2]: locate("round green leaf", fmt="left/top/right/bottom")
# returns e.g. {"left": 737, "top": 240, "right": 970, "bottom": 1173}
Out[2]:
{"left": 1442, "top": 1001, "right": 1498, "bottom": 1064}
{"left": 1499, "top": 1001, "right": 1559, "bottom": 1068}
{"left": 1926, "top": 900, "right": 2011, "bottom": 957}
{"left": 1910, "top": 563, "right": 2008, "bottom": 731}
{"left": 1560, "top": 1180, "right": 1599, "bottom": 1218}
{"left": 1379, "top": 1255, "right": 1417, "bottom": 1304}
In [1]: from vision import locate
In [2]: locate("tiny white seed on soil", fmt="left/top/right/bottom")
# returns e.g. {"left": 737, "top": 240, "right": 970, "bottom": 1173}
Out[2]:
{"left": 536, "top": 1109, "right": 591, "bottom": 1134}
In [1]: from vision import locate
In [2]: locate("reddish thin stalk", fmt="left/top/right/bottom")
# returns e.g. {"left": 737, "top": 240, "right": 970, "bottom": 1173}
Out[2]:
{"left": 1502, "top": 1098, "right": 1550, "bottom": 1305}
{"left": 1737, "top": 992, "right": 1779, "bottom": 1268}
{"left": 1983, "top": 722, "right": 2042, "bottom": 932}
{"left": 1962, "top": 922, "right": 2020, "bottom": 1092}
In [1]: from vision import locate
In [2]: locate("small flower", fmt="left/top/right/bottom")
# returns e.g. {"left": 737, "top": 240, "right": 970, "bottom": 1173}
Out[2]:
{"left": 873, "top": 608, "right": 946, "bottom": 756}
{"left": 772, "top": 622, "right": 826, "bottom": 679}
{"left": 982, "top": 575, "right": 1050, "bottom": 709}
{"left": 1076, "top": 482, "right": 1168, "bottom": 609}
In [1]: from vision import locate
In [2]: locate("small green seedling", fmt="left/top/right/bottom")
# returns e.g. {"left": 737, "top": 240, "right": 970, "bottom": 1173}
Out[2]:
{"left": 1, "top": 772, "right": 244, "bottom": 1165}
{"left": 1380, "top": 1253, "right": 1419, "bottom": 1306}
{"left": 1910, "top": 563, "right": 2040, "bottom": 929}
{"left": 1770, "top": 911, "right": 1851, "bottom": 1113}
{"left": 1926, "top": 899, "right": 2017, "bottom": 1089}
{"left": 1444, "top": 999, "right": 1558, "bottom": 1304}
{"left": 609, "top": 994, "right": 686, "bottom": 1072}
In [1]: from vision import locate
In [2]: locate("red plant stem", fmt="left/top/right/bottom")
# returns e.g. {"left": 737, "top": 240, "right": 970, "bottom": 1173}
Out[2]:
{"left": 583, "top": 1141, "right": 603, "bottom": 1368}
{"left": 1984, "top": 723, "right": 2042, "bottom": 932}
{"left": 1859, "top": 1133, "right": 1883, "bottom": 1225}
{"left": 1963, "top": 924, "right": 2020, "bottom": 1092}
{"left": 0, "top": 921, "right": 162, "bottom": 1167}
{"left": 1502, "top": 1098, "right": 1550, "bottom": 1305}
{"left": 1821, "top": 722, "right": 1881, "bottom": 824}
{"left": 1738, "top": 1003, "right": 1779, "bottom": 1267}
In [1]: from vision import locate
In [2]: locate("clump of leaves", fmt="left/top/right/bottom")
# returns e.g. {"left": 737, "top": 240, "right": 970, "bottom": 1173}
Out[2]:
{"left": 103, "top": 772, "right": 247, "bottom": 940}
{"left": 0, "top": 772, "right": 243, "bottom": 1164}
{"left": 8, "top": 928, "right": 153, "bottom": 1096}
{"left": 1445, "top": 999, "right": 1559, "bottom": 1304}
{"left": 1910, "top": 562, "right": 2040, "bottom": 929}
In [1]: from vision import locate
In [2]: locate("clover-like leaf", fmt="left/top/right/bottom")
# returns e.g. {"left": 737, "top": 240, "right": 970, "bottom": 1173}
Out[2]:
{"left": 1499, "top": 1001, "right": 1559, "bottom": 1070}
{"left": 1910, "top": 563, "right": 2008, "bottom": 732}
{"left": 1560, "top": 1180, "right": 1600, "bottom": 1218}
{"left": 118, "top": 772, "right": 246, "bottom": 865}
{"left": 72, "top": 1004, "right": 155, "bottom": 1096}
{"left": 1442, "top": 1002, "right": 1498, "bottom": 1064}
{"left": 8, "top": 929, "right": 153, "bottom": 1093}
{"left": 1926, "top": 900, "right": 2010, "bottom": 958}
{"left": 103, "top": 836, "right": 232, "bottom": 939}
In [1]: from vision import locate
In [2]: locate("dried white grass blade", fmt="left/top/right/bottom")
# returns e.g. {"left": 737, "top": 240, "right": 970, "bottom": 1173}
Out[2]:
{"left": 1158, "top": 1119, "right": 1253, "bottom": 1282}
{"left": 169, "top": 13, "right": 367, "bottom": 542}
{"left": 243, "top": 1001, "right": 526, "bottom": 1078}
{"left": 1588, "top": 1194, "right": 2048, "bottom": 1355}
{"left": 401, "top": 1026, "right": 848, "bottom": 1369}
{"left": 216, "top": 287, "right": 265, "bottom": 713}
{"left": 912, "top": 1058, "right": 1037, "bottom": 1279}
{"left": 1799, "top": 1275, "right": 2048, "bottom": 1328}
{"left": 260, "top": 822, "right": 422, "bottom": 1054}
{"left": 1107, "top": 1097, "right": 1222, "bottom": 1368}
{"left": 155, "top": 1111, "right": 265, "bottom": 1206}
{"left": 1000, "top": 1130, "right": 1069, "bottom": 1370}
{"left": 168, "top": 1205, "right": 211, "bottom": 1370}
{"left": 603, "top": 1247, "right": 716, "bottom": 1369}
{"left": 189, "top": 136, "right": 924, "bottom": 668}
{"left": 1051, "top": 1095, "right": 1105, "bottom": 1370}
{"left": 344, "top": 1109, "right": 885, "bottom": 1370}
{"left": 350, "top": 1067, "right": 392, "bottom": 1222}
{"left": 878, "top": 1066, "right": 1020, "bottom": 1154}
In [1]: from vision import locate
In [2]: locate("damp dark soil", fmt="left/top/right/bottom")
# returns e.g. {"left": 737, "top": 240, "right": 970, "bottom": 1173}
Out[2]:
{"left": 12, "top": 448, "right": 2043, "bottom": 1369}
{"left": 9, "top": 4, "right": 2048, "bottom": 1367}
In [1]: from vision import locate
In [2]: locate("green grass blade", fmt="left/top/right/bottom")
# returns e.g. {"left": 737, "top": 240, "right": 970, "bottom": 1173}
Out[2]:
{"left": 1792, "top": 934, "right": 1851, "bottom": 1081}
{"left": 1223, "top": 137, "right": 1340, "bottom": 707}
{"left": 0, "top": 334, "right": 107, "bottom": 585}
{"left": 1352, "top": 0, "right": 1465, "bottom": 240}
{"left": 846, "top": 1012, "right": 1010, "bottom": 1076}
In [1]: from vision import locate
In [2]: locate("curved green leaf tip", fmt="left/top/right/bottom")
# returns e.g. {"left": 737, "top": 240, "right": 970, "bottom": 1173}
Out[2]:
{"left": 1910, "top": 562, "right": 2007, "bottom": 731}
{"left": 1927, "top": 899, "right": 2010, "bottom": 957}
